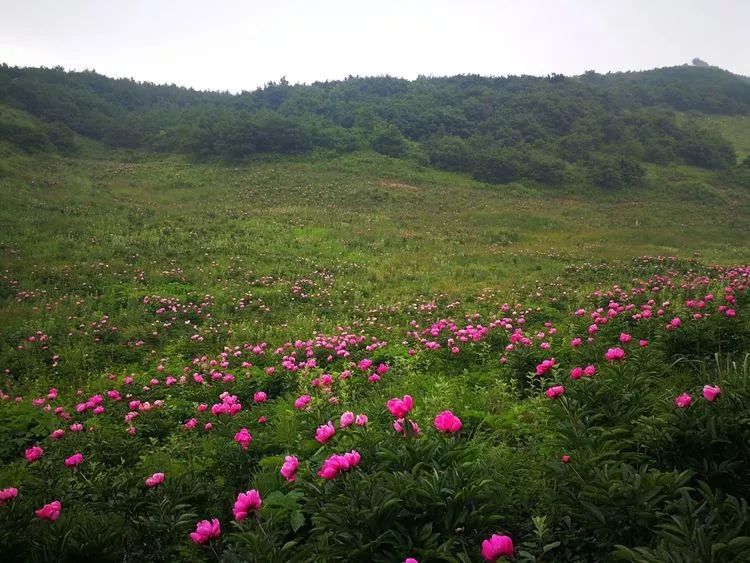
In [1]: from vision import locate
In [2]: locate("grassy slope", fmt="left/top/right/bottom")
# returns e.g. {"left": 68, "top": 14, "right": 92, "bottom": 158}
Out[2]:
{"left": 695, "top": 114, "right": 750, "bottom": 159}
{"left": 0, "top": 117, "right": 749, "bottom": 560}
{"left": 0, "top": 142, "right": 748, "bottom": 366}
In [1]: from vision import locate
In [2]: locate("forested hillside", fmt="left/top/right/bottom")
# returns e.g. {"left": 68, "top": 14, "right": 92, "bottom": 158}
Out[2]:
{"left": 2, "top": 64, "right": 749, "bottom": 188}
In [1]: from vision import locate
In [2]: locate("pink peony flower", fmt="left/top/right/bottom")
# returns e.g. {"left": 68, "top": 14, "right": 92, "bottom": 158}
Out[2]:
{"left": 545, "top": 385, "right": 565, "bottom": 399}
{"left": 535, "top": 358, "right": 556, "bottom": 377}
{"left": 604, "top": 347, "right": 626, "bottom": 362}
{"left": 0, "top": 487, "right": 18, "bottom": 505}
{"left": 253, "top": 391, "right": 267, "bottom": 403}
{"left": 318, "top": 450, "right": 361, "bottom": 480}
{"left": 702, "top": 385, "right": 721, "bottom": 402}
{"left": 190, "top": 518, "right": 221, "bottom": 544}
{"left": 64, "top": 452, "right": 84, "bottom": 468}
{"left": 386, "top": 395, "right": 414, "bottom": 418}
{"left": 280, "top": 455, "right": 299, "bottom": 482}
{"left": 294, "top": 395, "right": 311, "bottom": 410}
{"left": 315, "top": 421, "right": 336, "bottom": 444}
{"left": 233, "top": 489, "right": 262, "bottom": 521}
{"left": 561, "top": 454, "right": 571, "bottom": 464}
{"left": 355, "top": 414, "right": 368, "bottom": 426}
{"left": 35, "top": 500, "right": 62, "bottom": 521}
{"left": 145, "top": 472, "right": 165, "bottom": 488}
{"left": 433, "top": 410, "right": 462, "bottom": 433}
{"left": 25, "top": 446, "right": 44, "bottom": 463}
{"left": 481, "top": 534, "right": 514, "bottom": 561}
{"left": 569, "top": 367, "right": 583, "bottom": 380}
{"left": 234, "top": 428, "right": 253, "bottom": 451}
{"left": 675, "top": 393, "right": 692, "bottom": 408}
{"left": 393, "top": 419, "right": 421, "bottom": 435}
{"left": 339, "top": 411, "right": 355, "bottom": 428}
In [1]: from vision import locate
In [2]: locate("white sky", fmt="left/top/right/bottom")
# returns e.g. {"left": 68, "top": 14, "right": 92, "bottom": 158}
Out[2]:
{"left": 1, "top": 0, "right": 748, "bottom": 92}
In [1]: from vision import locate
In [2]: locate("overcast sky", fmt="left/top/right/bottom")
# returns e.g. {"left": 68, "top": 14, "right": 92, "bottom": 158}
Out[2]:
{"left": 1, "top": 0, "right": 748, "bottom": 92}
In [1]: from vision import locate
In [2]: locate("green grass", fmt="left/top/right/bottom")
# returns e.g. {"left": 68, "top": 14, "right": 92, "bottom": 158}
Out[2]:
{"left": 1, "top": 142, "right": 750, "bottom": 560}
{"left": 695, "top": 114, "right": 750, "bottom": 159}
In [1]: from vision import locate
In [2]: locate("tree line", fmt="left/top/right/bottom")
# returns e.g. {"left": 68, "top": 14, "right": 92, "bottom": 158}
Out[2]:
{"left": 1, "top": 63, "right": 748, "bottom": 187}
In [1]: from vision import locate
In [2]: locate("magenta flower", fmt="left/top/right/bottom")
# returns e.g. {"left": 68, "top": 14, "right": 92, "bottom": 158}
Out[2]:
{"left": 545, "top": 385, "right": 565, "bottom": 399}
{"left": 702, "top": 385, "right": 721, "bottom": 402}
{"left": 318, "top": 450, "right": 361, "bottom": 480}
{"left": 561, "top": 454, "right": 571, "bottom": 464}
{"left": 233, "top": 489, "right": 262, "bottom": 521}
{"left": 190, "top": 518, "right": 221, "bottom": 544}
{"left": 64, "top": 452, "right": 84, "bottom": 468}
{"left": 481, "top": 534, "right": 514, "bottom": 561}
{"left": 339, "top": 411, "right": 355, "bottom": 428}
{"left": 675, "top": 393, "right": 693, "bottom": 408}
{"left": 569, "top": 367, "right": 583, "bottom": 380}
{"left": 315, "top": 422, "right": 336, "bottom": 444}
{"left": 35, "top": 500, "right": 62, "bottom": 521}
{"left": 393, "top": 419, "right": 421, "bottom": 435}
{"left": 386, "top": 395, "right": 414, "bottom": 418}
{"left": 25, "top": 446, "right": 44, "bottom": 463}
{"left": 145, "top": 472, "right": 165, "bottom": 488}
{"left": 604, "top": 347, "right": 626, "bottom": 362}
{"left": 355, "top": 414, "right": 368, "bottom": 426}
{"left": 433, "top": 410, "right": 462, "bottom": 433}
{"left": 535, "top": 358, "right": 556, "bottom": 377}
{"left": 234, "top": 428, "right": 253, "bottom": 451}
{"left": 0, "top": 487, "right": 18, "bottom": 505}
{"left": 294, "top": 395, "right": 311, "bottom": 410}
{"left": 280, "top": 455, "right": 299, "bottom": 482}
{"left": 253, "top": 391, "right": 267, "bottom": 403}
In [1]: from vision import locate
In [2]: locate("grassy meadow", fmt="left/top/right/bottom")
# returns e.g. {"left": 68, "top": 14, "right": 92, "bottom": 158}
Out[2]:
{"left": 0, "top": 141, "right": 750, "bottom": 561}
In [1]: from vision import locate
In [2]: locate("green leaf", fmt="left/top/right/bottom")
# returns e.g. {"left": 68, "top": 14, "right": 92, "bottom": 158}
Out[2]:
{"left": 290, "top": 511, "right": 305, "bottom": 532}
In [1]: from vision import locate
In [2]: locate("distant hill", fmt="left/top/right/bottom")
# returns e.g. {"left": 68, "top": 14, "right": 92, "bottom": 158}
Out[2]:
{"left": 1, "top": 63, "right": 749, "bottom": 187}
